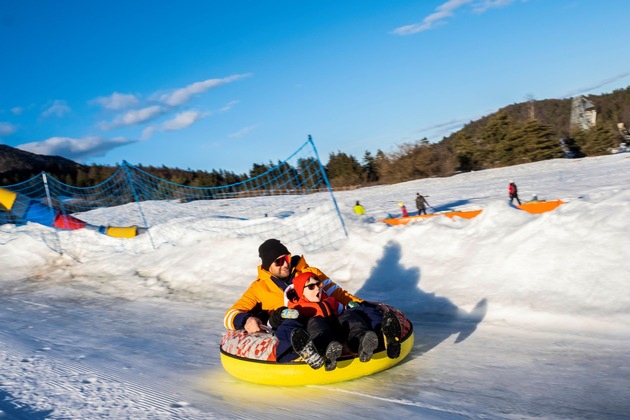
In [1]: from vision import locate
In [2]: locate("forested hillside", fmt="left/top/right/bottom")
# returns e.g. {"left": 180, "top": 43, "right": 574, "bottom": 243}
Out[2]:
{"left": 442, "top": 87, "right": 630, "bottom": 173}
{"left": 337, "top": 86, "right": 630, "bottom": 186}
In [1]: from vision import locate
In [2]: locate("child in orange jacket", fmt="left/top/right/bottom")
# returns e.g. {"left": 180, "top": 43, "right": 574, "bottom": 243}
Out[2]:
{"left": 286, "top": 272, "right": 379, "bottom": 371}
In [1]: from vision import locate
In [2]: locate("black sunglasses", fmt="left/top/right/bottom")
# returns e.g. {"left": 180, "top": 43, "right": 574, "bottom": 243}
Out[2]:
{"left": 304, "top": 280, "right": 322, "bottom": 290}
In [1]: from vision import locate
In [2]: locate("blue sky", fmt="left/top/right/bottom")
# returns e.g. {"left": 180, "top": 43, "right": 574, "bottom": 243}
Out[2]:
{"left": 2, "top": 0, "right": 630, "bottom": 174}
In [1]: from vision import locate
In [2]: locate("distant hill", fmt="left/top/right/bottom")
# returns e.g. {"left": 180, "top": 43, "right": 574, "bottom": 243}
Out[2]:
{"left": 440, "top": 86, "right": 630, "bottom": 171}
{"left": 0, "top": 145, "right": 87, "bottom": 185}
{"left": 0, "top": 144, "right": 244, "bottom": 188}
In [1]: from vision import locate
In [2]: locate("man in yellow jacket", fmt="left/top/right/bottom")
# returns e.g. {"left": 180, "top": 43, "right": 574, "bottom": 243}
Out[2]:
{"left": 224, "top": 238, "right": 400, "bottom": 367}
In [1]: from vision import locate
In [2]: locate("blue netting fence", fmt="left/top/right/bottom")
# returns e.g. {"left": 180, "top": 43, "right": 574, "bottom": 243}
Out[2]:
{"left": 0, "top": 137, "right": 348, "bottom": 259}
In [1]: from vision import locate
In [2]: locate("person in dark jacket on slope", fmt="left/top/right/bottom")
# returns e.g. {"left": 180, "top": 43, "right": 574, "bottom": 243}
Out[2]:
{"left": 415, "top": 193, "right": 430, "bottom": 215}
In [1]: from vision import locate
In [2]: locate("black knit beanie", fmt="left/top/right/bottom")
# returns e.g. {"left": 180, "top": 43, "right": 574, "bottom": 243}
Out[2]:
{"left": 258, "top": 239, "right": 290, "bottom": 270}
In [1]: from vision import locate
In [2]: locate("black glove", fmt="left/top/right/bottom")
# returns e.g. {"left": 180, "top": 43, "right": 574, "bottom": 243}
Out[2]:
{"left": 269, "top": 306, "right": 287, "bottom": 329}
{"left": 359, "top": 300, "right": 380, "bottom": 308}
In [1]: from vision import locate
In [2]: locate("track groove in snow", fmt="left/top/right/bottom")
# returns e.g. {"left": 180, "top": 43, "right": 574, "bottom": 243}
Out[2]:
{"left": 0, "top": 338, "right": 210, "bottom": 419}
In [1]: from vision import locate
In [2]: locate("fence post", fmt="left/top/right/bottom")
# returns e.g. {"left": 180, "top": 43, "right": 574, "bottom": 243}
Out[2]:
{"left": 42, "top": 172, "right": 63, "bottom": 254}
{"left": 307, "top": 135, "right": 348, "bottom": 237}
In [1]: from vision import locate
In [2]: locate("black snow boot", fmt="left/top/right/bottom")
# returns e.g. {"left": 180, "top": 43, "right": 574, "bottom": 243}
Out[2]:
{"left": 324, "top": 340, "right": 343, "bottom": 371}
{"left": 357, "top": 330, "right": 379, "bottom": 362}
{"left": 381, "top": 312, "right": 402, "bottom": 359}
{"left": 290, "top": 328, "right": 324, "bottom": 370}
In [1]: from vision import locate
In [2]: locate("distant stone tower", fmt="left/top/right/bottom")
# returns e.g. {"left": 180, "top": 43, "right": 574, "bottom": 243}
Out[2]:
{"left": 618, "top": 123, "right": 630, "bottom": 141}
{"left": 570, "top": 96, "right": 596, "bottom": 131}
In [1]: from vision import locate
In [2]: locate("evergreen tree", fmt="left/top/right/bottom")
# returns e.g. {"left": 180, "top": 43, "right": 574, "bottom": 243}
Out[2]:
{"left": 450, "top": 132, "right": 480, "bottom": 172}
{"left": 576, "top": 123, "right": 619, "bottom": 156}
{"left": 505, "top": 120, "right": 559, "bottom": 164}
{"left": 479, "top": 111, "right": 514, "bottom": 167}
{"left": 325, "top": 152, "right": 363, "bottom": 187}
{"left": 362, "top": 151, "right": 378, "bottom": 183}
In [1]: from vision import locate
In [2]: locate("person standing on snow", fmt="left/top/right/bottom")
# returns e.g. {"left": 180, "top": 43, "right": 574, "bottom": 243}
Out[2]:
{"left": 508, "top": 181, "right": 521, "bottom": 205}
{"left": 415, "top": 193, "right": 430, "bottom": 215}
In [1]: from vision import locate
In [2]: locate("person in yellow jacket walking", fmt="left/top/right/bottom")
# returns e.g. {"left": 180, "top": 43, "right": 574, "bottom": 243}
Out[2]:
{"left": 224, "top": 238, "right": 401, "bottom": 368}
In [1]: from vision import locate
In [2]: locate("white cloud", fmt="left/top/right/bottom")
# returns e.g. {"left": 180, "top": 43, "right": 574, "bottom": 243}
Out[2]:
{"left": 11, "top": 107, "right": 23, "bottom": 115}
{"left": 141, "top": 126, "right": 155, "bottom": 141}
{"left": 162, "top": 110, "right": 204, "bottom": 131}
{"left": 141, "top": 110, "right": 209, "bottom": 140}
{"left": 41, "top": 100, "right": 71, "bottom": 118}
{"left": 100, "top": 105, "right": 164, "bottom": 130}
{"left": 17, "top": 136, "right": 137, "bottom": 161}
{"left": 119, "top": 106, "right": 164, "bottom": 125}
{"left": 472, "top": 0, "right": 515, "bottom": 14}
{"left": 0, "top": 122, "right": 17, "bottom": 136}
{"left": 392, "top": 0, "right": 514, "bottom": 35}
{"left": 228, "top": 124, "right": 258, "bottom": 139}
{"left": 561, "top": 70, "right": 630, "bottom": 98}
{"left": 220, "top": 100, "right": 239, "bottom": 113}
{"left": 159, "top": 74, "right": 251, "bottom": 107}
{"left": 96, "top": 75, "right": 248, "bottom": 133}
{"left": 91, "top": 92, "right": 139, "bottom": 110}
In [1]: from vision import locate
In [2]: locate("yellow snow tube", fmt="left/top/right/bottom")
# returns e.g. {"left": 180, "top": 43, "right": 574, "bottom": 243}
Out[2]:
{"left": 0, "top": 187, "right": 17, "bottom": 211}
{"left": 105, "top": 226, "right": 138, "bottom": 238}
{"left": 220, "top": 330, "right": 414, "bottom": 386}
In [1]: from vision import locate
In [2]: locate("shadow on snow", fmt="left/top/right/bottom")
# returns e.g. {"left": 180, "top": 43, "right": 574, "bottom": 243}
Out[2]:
{"left": 355, "top": 240, "right": 487, "bottom": 358}
{"left": 0, "top": 390, "right": 54, "bottom": 420}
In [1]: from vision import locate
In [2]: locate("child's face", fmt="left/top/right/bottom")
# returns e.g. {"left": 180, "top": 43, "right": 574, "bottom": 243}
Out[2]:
{"left": 303, "top": 278, "right": 322, "bottom": 302}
